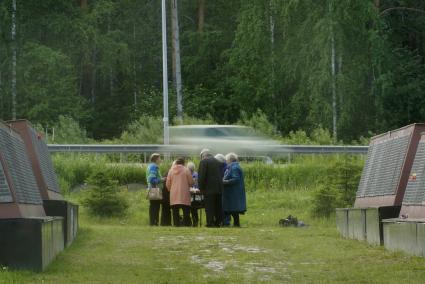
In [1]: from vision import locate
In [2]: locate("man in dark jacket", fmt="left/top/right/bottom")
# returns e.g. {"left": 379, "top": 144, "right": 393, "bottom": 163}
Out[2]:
{"left": 198, "top": 149, "right": 224, "bottom": 227}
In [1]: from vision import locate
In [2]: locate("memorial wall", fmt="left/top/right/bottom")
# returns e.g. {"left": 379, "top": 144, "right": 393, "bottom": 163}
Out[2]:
{"left": 0, "top": 122, "right": 45, "bottom": 218}
{"left": 355, "top": 124, "right": 425, "bottom": 208}
{"left": 8, "top": 120, "right": 62, "bottom": 200}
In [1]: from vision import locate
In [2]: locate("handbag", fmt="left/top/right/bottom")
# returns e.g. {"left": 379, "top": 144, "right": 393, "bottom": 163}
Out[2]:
{"left": 146, "top": 187, "right": 163, "bottom": 200}
{"left": 190, "top": 189, "right": 204, "bottom": 208}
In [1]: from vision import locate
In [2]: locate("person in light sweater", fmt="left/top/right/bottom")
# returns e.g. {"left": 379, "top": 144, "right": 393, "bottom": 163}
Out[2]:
{"left": 166, "top": 157, "right": 194, "bottom": 226}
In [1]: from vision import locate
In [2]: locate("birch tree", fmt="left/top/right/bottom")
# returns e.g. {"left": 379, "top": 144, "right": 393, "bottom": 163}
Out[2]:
{"left": 11, "top": 0, "right": 16, "bottom": 120}
{"left": 171, "top": 0, "right": 183, "bottom": 122}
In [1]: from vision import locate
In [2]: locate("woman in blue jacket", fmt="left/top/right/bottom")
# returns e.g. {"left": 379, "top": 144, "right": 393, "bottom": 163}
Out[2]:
{"left": 222, "top": 153, "right": 247, "bottom": 227}
{"left": 146, "top": 153, "right": 163, "bottom": 226}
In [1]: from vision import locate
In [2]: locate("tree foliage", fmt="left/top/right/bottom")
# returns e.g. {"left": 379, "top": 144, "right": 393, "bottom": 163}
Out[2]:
{"left": 82, "top": 170, "right": 129, "bottom": 217}
{"left": 0, "top": 0, "right": 424, "bottom": 142}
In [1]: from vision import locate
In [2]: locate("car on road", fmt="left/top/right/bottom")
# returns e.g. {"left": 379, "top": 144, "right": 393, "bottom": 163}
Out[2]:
{"left": 169, "top": 125, "right": 278, "bottom": 157}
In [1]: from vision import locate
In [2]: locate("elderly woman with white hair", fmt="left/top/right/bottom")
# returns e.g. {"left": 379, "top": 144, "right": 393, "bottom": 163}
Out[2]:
{"left": 215, "top": 153, "right": 227, "bottom": 175}
{"left": 222, "top": 152, "right": 247, "bottom": 227}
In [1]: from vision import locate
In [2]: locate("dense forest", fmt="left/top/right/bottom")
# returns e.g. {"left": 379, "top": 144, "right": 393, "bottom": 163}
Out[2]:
{"left": 0, "top": 0, "right": 425, "bottom": 142}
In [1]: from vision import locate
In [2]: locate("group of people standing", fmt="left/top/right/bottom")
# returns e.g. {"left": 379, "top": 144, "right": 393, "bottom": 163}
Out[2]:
{"left": 145, "top": 149, "right": 247, "bottom": 228}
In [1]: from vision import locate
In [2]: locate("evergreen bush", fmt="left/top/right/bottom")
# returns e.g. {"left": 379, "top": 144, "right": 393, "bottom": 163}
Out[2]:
{"left": 311, "top": 186, "right": 338, "bottom": 218}
{"left": 310, "top": 157, "right": 363, "bottom": 218}
{"left": 82, "top": 170, "right": 129, "bottom": 217}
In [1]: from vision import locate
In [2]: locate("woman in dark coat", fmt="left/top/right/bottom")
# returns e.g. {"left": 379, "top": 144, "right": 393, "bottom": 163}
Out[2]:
{"left": 161, "top": 170, "right": 171, "bottom": 226}
{"left": 222, "top": 153, "right": 247, "bottom": 227}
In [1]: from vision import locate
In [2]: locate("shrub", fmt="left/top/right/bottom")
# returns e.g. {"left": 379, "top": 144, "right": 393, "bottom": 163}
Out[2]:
{"left": 107, "top": 164, "right": 146, "bottom": 185}
{"left": 58, "top": 176, "right": 71, "bottom": 195}
{"left": 51, "top": 116, "right": 92, "bottom": 144}
{"left": 53, "top": 154, "right": 105, "bottom": 188}
{"left": 311, "top": 186, "right": 338, "bottom": 218}
{"left": 310, "top": 156, "right": 363, "bottom": 218}
{"left": 331, "top": 157, "right": 363, "bottom": 207}
{"left": 173, "top": 115, "right": 215, "bottom": 125}
{"left": 311, "top": 127, "right": 334, "bottom": 145}
{"left": 238, "top": 109, "right": 277, "bottom": 137}
{"left": 82, "top": 170, "right": 129, "bottom": 217}
{"left": 283, "top": 130, "right": 311, "bottom": 145}
{"left": 119, "top": 116, "right": 163, "bottom": 144}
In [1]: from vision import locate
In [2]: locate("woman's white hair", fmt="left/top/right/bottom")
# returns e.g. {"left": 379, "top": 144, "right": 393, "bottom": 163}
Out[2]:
{"left": 225, "top": 152, "right": 238, "bottom": 162}
{"left": 187, "top": 161, "right": 196, "bottom": 171}
{"left": 214, "top": 154, "right": 226, "bottom": 163}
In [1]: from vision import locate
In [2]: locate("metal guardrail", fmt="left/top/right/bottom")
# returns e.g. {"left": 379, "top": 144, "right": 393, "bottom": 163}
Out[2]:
{"left": 47, "top": 144, "right": 368, "bottom": 155}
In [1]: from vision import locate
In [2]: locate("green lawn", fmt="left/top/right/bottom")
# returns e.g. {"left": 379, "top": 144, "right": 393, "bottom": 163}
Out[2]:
{"left": 1, "top": 190, "right": 425, "bottom": 283}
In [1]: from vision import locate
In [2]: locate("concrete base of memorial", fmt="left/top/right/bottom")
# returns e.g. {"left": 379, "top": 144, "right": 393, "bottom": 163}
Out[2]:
{"left": 383, "top": 218, "right": 425, "bottom": 257}
{"left": 336, "top": 206, "right": 400, "bottom": 245}
{"left": 43, "top": 200, "right": 78, "bottom": 247}
{"left": 0, "top": 217, "right": 64, "bottom": 271}
{"left": 336, "top": 208, "right": 349, "bottom": 238}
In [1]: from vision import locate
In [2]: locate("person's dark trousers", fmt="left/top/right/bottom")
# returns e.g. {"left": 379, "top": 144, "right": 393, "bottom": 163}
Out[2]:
{"left": 172, "top": 205, "right": 191, "bottom": 227}
{"left": 161, "top": 189, "right": 171, "bottom": 226}
{"left": 204, "top": 194, "right": 223, "bottom": 227}
{"left": 232, "top": 213, "right": 240, "bottom": 227}
{"left": 223, "top": 213, "right": 231, "bottom": 226}
{"left": 149, "top": 200, "right": 161, "bottom": 226}
{"left": 190, "top": 207, "right": 199, "bottom": 227}
{"left": 223, "top": 212, "right": 240, "bottom": 227}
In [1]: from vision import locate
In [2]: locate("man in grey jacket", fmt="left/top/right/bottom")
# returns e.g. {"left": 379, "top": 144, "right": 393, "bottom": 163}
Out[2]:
{"left": 198, "top": 149, "right": 224, "bottom": 227}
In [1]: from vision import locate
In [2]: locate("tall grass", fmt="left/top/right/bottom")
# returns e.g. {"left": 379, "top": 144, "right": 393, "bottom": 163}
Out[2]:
{"left": 53, "top": 154, "right": 365, "bottom": 193}
{"left": 243, "top": 155, "right": 364, "bottom": 191}
{"left": 53, "top": 154, "right": 180, "bottom": 192}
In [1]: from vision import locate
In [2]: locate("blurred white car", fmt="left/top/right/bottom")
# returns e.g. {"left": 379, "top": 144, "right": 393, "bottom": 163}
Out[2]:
{"left": 169, "top": 125, "right": 278, "bottom": 156}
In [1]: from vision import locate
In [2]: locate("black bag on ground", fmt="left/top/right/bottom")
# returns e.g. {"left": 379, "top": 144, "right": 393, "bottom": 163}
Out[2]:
{"left": 279, "top": 215, "right": 298, "bottom": 227}
{"left": 279, "top": 215, "right": 308, "bottom": 227}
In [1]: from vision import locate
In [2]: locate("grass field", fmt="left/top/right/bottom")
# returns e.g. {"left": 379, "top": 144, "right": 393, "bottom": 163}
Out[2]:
{"left": 1, "top": 190, "right": 425, "bottom": 283}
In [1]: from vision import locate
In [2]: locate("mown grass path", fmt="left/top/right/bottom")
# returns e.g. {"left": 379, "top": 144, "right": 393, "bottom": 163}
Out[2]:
{"left": 2, "top": 190, "right": 425, "bottom": 283}
{"left": 2, "top": 223, "right": 425, "bottom": 283}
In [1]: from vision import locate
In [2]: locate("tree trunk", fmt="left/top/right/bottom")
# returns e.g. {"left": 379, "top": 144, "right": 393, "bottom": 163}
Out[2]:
{"left": 330, "top": 1, "right": 337, "bottom": 141}
{"left": 108, "top": 13, "right": 113, "bottom": 97}
{"left": 171, "top": 0, "right": 183, "bottom": 123}
{"left": 269, "top": 0, "right": 276, "bottom": 124}
{"left": 197, "top": 0, "right": 205, "bottom": 33}
{"left": 0, "top": 70, "right": 2, "bottom": 119}
{"left": 338, "top": 53, "right": 343, "bottom": 106}
{"left": 80, "top": 0, "right": 88, "bottom": 10}
{"left": 11, "top": 0, "right": 17, "bottom": 120}
{"left": 331, "top": 33, "right": 337, "bottom": 141}
{"left": 80, "top": 0, "right": 91, "bottom": 101}
{"left": 91, "top": 48, "right": 97, "bottom": 103}
{"left": 133, "top": 22, "right": 137, "bottom": 113}
{"left": 78, "top": 63, "right": 83, "bottom": 97}
{"left": 374, "top": 0, "right": 380, "bottom": 9}
{"left": 161, "top": 0, "right": 170, "bottom": 145}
